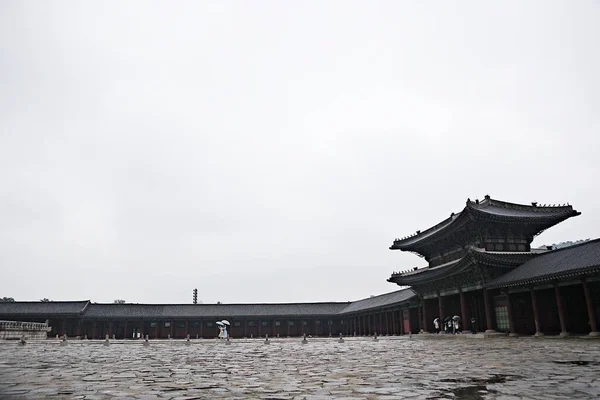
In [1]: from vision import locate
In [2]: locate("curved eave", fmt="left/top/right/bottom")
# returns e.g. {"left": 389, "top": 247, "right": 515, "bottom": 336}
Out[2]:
{"left": 390, "top": 203, "right": 580, "bottom": 253}
{"left": 389, "top": 211, "right": 468, "bottom": 251}
{"left": 388, "top": 249, "right": 536, "bottom": 286}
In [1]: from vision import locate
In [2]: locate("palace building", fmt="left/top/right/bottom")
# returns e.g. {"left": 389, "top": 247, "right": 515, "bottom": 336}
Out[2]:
{"left": 1, "top": 196, "right": 599, "bottom": 339}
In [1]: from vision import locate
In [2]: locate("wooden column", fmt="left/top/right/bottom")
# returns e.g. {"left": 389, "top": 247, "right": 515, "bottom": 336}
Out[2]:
{"left": 92, "top": 321, "right": 97, "bottom": 339}
{"left": 483, "top": 289, "right": 495, "bottom": 333}
{"left": 385, "top": 311, "right": 390, "bottom": 335}
{"left": 76, "top": 320, "right": 82, "bottom": 337}
{"left": 392, "top": 310, "right": 396, "bottom": 335}
{"left": 505, "top": 291, "right": 517, "bottom": 336}
{"left": 554, "top": 285, "right": 569, "bottom": 336}
{"left": 530, "top": 289, "right": 543, "bottom": 336}
{"left": 185, "top": 320, "right": 189, "bottom": 337}
{"left": 154, "top": 322, "right": 159, "bottom": 339}
{"left": 405, "top": 308, "right": 411, "bottom": 334}
{"left": 421, "top": 299, "right": 427, "bottom": 333}
{"left": 124, "top": 320, "right": 128, "bottom": 339}
{"left": 170, "top": 320, "right": 174, "bottom": 338}
{"left": 243, "top": 320, "right": 247, "bottom": 337}
{"left": 417, "top": 305, "right": 422, "bottom": 333}
{"left": 200, "top": 320, "right": 204, "bottom": 338}
{"left": 108, "top": 321, "right": 113, "bottom": 337}
{"left": 438, "top": 294, "right": 444, "bottom": 323}
{"left": 399, "top": 309, "right": 405, "bottom": 335}
{"left": 258, "top": 320, "right": 262, "bottom": 337}
{"left": 287, "top": 320, "right": 291, "bottom": 337}
{"left": 140, "top": 320, "right": 145, "bottom": 338}
{"left": 460, "top": 290, "right": 469, "bottom": 332}
{"left": 582, "top": 278, "right": 599, "bottom": 336}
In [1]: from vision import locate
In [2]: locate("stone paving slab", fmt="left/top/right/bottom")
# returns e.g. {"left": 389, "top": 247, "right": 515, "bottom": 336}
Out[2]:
{"left": 0, "top": 337, "right": 599, "bottom": 399}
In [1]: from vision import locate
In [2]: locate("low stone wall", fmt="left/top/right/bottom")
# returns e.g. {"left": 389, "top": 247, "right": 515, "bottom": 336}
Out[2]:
{"left": 0, "top": 320, "right": 51, "bottom": 340}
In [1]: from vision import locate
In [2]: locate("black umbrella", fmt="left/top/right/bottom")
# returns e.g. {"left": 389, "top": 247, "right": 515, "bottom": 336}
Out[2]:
{"left": 443, "top": 316, "right": 452, "bottom": 323}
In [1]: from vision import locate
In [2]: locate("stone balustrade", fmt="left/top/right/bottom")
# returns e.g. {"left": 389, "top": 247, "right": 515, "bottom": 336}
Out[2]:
{"left": 0, "top": 320, "right": 51, "bottom": 332}
{"left": 0, "top": 320, "right": 51, "bottom": 340}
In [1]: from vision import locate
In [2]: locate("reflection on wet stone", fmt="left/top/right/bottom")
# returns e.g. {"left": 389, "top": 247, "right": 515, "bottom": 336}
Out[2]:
{"left": 0, "top": 337, "right": 599, "bottom": 399}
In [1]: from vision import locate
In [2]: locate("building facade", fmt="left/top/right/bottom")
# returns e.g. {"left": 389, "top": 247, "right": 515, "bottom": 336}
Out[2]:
{"left": 1, "top": 196, "right": 599, "bottom": 338}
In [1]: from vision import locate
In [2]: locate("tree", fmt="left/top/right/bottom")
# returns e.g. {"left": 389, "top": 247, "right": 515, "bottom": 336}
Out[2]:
{"left": 113, "top": 299, "right": 126, "bottom": 304}
{"left": 40, "top": 298, "right": 51, "bottom": 302}
{"left": 217, "top": 301, "right": 222, "bottom": 304}
{"left": 0, "top": 297, "right": 15, "bottom": 302}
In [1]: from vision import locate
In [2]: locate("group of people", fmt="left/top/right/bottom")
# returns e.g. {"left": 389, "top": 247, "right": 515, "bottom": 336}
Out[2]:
{"left": 433, "top": 316, "right": 461, "bottom": 334}
{"left": 433, "top": 316, "right": 478, "bottom": 334}
{"left": 217, "top": 320, "right": 229, "bottom": 339}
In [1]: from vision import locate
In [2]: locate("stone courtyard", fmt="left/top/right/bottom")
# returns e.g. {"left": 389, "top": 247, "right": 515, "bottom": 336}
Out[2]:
{"left": 1, "top": 336, "right": 599, "bottom": 399}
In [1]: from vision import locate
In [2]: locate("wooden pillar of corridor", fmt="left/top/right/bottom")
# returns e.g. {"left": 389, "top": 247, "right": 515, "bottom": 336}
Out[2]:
{"left": 459, "top": 290, "right": 468, "bottom": 331}
{"left": 530, "top": 288, "right": 543, "bottom": 336}
{"left": 399, "top": 309, "right": 404, "bottom": 335}
{"left": 483, "top": 289, "right": 495, "bottom": 333}
{"left": 505, "top": 291, "right": 517, "bottom": 336}
{"left": 421, "top": 299, "right": 427, "bottom": 333}
{"left": 554, "top": 285, "right": 569, "bottom": 336}
{"left": 392, "top": 309, "right": 396, "bottom": 335}
{"left": 438, "top": 294, "right": 444, "bottom": 325}
{"left": 582, "top": 278, "right": 600, "bottom": 336}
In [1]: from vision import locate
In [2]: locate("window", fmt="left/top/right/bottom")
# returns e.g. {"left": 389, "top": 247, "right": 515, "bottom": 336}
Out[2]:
{"left": 248, "top": 321, "right": 255, "bottom": 327}
{"left": 518, "top": 244, "right": 526, "bottom": 251}
{"left": 302, "top": 321, "right": 308, "bottom": 326}
{"left": 192, "top": 322, "right": 199, "bottom": 327}
{"left": 275, "top": 321, "right": 281, "bottom": 326}
{"left": 150, "top": 322, "right": 156, "bottom": 328}
{"left": 164, "top": 322, "right": 171, "bottom": 328}
{"left": 315, "top": 320, "right": 321, "bottom": 325}
{"left": 206, "top": 322, "right": 214, "bottom": 327}
{"left": 508, "top": 243, "right": 517, "bottom": 251}
{"left": 494, "top": 306, "right": 509, "bottom": 331}
{"left": 179, "top": 322, "right": 186, "bottom": 328}
{"left": 288, "top": 321, "right": 294, "bottom": 326}
{"left": 234, "top": 322, "right": 241, "bottom": 327}
{"left": 261, "top": 321, "right": 269, "bottom": 327}
{"left": 495, "top": 243, "right": 504, "bottom": 251}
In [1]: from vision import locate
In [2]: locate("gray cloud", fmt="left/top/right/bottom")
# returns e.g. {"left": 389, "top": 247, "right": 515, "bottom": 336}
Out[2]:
{"left": 1, "top": 1, "right": 598, "bottom": 304}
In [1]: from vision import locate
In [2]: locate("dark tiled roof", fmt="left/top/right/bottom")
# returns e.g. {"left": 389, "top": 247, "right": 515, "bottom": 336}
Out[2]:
{"left": 338, "top": 289, "right": 416, "bottom": 314}
{"left": 0, "top": 301, "right": 90, "bottom": 317}
{"left": 488, "top": 238, "right": 600, "bottom": 288}
{"left": 390, "top": 196, "right": 579, "bottom": 251}
{"left": 82, "top": 302, "right": 350, "bottom": 319}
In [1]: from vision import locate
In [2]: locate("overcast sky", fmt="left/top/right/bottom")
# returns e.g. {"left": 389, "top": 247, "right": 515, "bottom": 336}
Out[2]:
{"left": 1, "top": 1, "right": 598, "bottom": 304}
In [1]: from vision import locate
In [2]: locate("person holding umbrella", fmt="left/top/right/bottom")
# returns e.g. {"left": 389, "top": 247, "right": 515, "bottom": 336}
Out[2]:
{"left": 443, "top": 316, "right": 452, "bottom": 333}
{"left": 433, "top": 317, "right": 440, "bottom": 333}
{"left": 452, "top": 315, "right": 461, "bottom": 334}
{"left": 216, "top": 321, "right": 225, "bottom": 338}
{"left": 221, "top": 320, "right": 230, "bottom": 339}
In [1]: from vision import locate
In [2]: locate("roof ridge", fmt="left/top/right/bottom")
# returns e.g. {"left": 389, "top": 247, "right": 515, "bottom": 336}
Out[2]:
{"left": 88, "top": 301, "right": 351, "bottom": 306}
{"left": 5, "top": 300, "right": 90, "bottom": 304}
{"left": 349, "top": 288, "right": 411, "bottom": 303}
{"left": 535, "top": 237, "right": 600, "bottom": 256}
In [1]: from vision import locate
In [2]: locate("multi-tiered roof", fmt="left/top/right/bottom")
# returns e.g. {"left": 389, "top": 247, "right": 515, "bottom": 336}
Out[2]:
{"left": 388, "top": 196, "right": 580, "bottom": 294}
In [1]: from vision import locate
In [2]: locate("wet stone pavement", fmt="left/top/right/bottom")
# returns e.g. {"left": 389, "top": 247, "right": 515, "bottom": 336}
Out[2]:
{"left": 1, "top": 336, "right": 599, "bottom": 399}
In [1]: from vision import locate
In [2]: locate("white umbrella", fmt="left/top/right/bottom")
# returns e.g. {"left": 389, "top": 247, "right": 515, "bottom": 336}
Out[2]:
{"left": 216, "top": 321, "right": 225, "bottom": 326}
{"left": 452, "top": 315, "right": 460, "bottom": 321}
{"left": 221, "top": 320, "right": 230, "bottom": 326}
